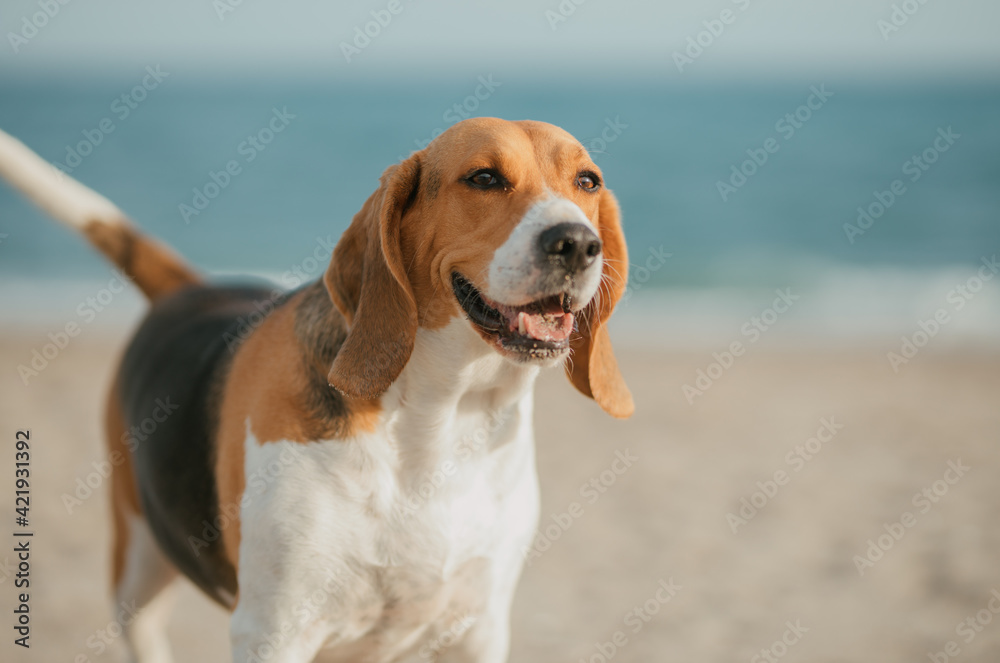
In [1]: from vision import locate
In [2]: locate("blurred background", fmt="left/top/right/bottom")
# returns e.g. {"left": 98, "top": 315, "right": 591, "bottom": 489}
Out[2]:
{"left": 1, "top": 1, "right": 999, "bottom": 662}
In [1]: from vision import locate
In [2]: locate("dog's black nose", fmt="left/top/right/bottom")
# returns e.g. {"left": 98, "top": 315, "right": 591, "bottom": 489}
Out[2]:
{"left": 539, "top": 223, "right": 602, "bottom": 274}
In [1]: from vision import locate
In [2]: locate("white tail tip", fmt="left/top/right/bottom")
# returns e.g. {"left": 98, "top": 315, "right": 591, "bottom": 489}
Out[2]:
{"left": 0, "top": 128, "right": 127, "bottom": 229}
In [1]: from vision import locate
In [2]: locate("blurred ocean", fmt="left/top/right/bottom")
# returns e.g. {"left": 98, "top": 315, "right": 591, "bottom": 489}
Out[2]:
{"left": 1, "top": 74, "right": 999, "bottom": 343}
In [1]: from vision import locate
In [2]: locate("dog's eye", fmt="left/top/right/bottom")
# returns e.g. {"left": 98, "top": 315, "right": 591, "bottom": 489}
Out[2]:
{"left": 466, "top": 169, "right": 504, "bottom": 190}
{"left": 576, "top": 172, "right": 601, "bottom": 191}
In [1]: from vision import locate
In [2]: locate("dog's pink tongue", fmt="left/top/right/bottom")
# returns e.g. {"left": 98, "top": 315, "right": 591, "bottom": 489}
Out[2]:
{"left": 518, "top": 310, "right": 574, "bottom": 342}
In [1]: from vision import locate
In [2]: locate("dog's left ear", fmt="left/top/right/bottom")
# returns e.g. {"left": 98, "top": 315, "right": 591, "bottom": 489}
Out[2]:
{"left": 566, "top": 188, "right": 634, "bottom": 418}
{"left": 324, "top": 154, "right": 421, "bottom": 400}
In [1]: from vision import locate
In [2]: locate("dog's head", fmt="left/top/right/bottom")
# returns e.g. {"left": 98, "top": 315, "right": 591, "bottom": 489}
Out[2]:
{"left": 324, "top": 118, "right": 633, "bottom": 418}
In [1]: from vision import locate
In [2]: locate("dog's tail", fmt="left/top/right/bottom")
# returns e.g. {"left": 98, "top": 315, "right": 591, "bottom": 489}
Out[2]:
{"left": 0, "top": 128, "right": 200, "bottom": 301}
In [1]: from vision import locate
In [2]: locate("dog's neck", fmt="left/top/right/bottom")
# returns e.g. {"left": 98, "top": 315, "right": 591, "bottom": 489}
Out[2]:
{"left": 391, "top": 316, "right": 540, "bottom": 420}
{"left": 385, "top": 316, "right": 541, "bottom": 483}
{"left": 294, "top": 280, "right": 540, "bottom": 471}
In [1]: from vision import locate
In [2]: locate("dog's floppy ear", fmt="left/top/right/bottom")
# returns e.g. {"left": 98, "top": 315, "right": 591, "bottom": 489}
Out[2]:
{"left": 566, "top": 188, "right": 634, "bottom": 418}
{"left": 324, "top": 154, "right": 421, "bottom": 400}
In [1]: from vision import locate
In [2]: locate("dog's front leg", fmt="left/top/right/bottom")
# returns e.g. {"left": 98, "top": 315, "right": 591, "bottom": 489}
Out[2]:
{"left": 228, "top": 516, "right": 348, "bottom": 663}
{"left": 227, "top": 446, "right": 345, "bottom": 663}
{"left": 432, "top": 603, "right": 512, "bottom": 663}
{"left": 433, "top": 524, "right": 535, "bottom": 662}
{"left": 230, "top": 597, "right": 334, "bottom": 663}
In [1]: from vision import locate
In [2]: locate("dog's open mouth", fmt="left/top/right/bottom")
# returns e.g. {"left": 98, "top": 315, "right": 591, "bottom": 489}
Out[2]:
{"left": 452, "top": 273, "right": 574, "bottom": 357}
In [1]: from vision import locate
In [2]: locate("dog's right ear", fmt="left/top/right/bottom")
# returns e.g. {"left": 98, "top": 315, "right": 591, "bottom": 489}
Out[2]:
{"left": 324, "top": 154, "right": 421, "bottom": 400}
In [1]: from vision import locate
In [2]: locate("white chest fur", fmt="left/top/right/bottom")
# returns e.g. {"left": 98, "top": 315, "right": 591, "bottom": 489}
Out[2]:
{"left": 231, "top": 319, "right": 542, "bottom": 663}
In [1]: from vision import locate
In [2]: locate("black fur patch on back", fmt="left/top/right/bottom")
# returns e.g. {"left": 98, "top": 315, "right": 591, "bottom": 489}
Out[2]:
{"left": 118, "top": 284, "right": 279, "bottom": 605}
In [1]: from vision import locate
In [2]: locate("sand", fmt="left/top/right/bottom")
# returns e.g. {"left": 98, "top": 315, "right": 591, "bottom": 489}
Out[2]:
{"left": 1, "top": 329, "right": 999, "bottom": 662}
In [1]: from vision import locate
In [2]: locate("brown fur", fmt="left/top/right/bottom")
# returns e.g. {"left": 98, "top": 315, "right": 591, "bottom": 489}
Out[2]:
{"left": 105, "top": 374, "right": 143, "bottom": 586}
{"left": 213, "top": 284, "right": 382, "bottom": 572}
{"left": 325, "top": 156, "right": 422, "bottom": 400}
{"left": 83, "top": 221, "right": 200, "bottom": 300}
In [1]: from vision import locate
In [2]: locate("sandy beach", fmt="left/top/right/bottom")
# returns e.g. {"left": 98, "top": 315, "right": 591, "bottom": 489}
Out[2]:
{"left": 1, "top": 329, "right": 999, "bottom": 662}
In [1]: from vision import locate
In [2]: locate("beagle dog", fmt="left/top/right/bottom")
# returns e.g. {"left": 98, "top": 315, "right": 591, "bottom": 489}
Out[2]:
{"left": 0, "top": 117, "right": 632, "bottom": 663}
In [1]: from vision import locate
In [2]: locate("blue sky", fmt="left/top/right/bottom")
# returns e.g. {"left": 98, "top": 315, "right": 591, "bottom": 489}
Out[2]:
{"left": 1, "top": 0, "right": 998, "bottom": 79}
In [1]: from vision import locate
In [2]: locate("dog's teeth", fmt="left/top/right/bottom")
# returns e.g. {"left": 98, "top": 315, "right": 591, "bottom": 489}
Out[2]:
{"left": 518, "top": 311, "right": 527, "bottom": 335}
